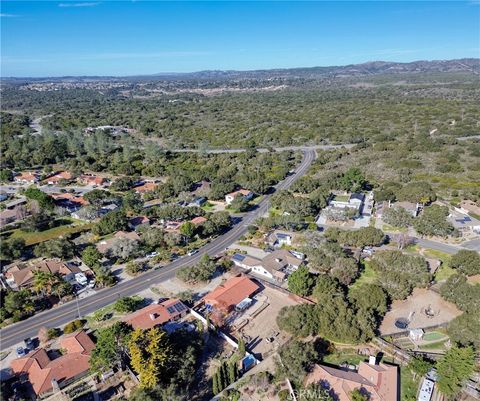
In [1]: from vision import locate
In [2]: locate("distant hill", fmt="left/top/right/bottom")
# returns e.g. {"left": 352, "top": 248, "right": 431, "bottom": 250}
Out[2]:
{"left": 2, "top": 58, "right": 479, "bottom": 82}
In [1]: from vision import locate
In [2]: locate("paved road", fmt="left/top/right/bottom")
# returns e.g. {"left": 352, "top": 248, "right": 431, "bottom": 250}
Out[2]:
{"left": 414, "top": 238, "right": 461, "bottom": 254}
{"left": 0, "top": 150, "right": 316, "bottom": 350}
{"left": 169, "top": 143, "right": 355, "bottom": 154}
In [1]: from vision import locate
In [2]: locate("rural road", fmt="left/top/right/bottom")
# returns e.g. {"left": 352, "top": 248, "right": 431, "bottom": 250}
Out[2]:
{"left": 170, "top": 143, "right": 355, "bottom": 153}
{"left": 0, "top": 150, "right": 317, "bottom": 350}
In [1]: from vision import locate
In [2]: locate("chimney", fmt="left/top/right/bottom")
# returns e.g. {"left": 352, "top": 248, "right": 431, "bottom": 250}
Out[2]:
{"left": 369, "top": 355, "right": 377, "bottom": 365}
{"left": 149, "top": 313, "right": 157, "bottom": 320}
{"left": 275, "top": 258, "right": 281, "bottom": 263}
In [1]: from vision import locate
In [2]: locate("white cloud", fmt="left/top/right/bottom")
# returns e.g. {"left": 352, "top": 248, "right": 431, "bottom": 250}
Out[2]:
{"left": 0, "top": 13, "right": 19, "bottom": 17}
{"left": 58, "top": 2, "right": 100, "bottom": 8}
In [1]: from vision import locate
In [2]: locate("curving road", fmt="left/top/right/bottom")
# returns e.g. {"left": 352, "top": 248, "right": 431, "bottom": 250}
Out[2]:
{"left": 0, "top": 150, "right": 317, "bottom": 350}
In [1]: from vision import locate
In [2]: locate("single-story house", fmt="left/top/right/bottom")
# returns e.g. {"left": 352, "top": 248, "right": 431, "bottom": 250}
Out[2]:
{"left": 77, "top": 174, "right": 106, "bottom": 187}
{"left": 225, "top": 189, "right": 254, "bottom": 205}
{"left": 392, "top": 201, "right": 420, "bottom": 217}
{"left": 260, "top": 250, "right": 303, "bottom": 281}
{"left": 267, "top": 231, "right": 293, "bottom": 247}
{"left": 45, "top": 171, "right": 73, "bottom": 185}
{"left": 124, "top": 298, "right": 188, "bottom": 330}
{"left": 190, "top": 216, "right": 207, "bottom": 226}
{"left": 305, "top": 358, "right": 398, "bottom": 401}
{"left": 0, "top": 205, "right": 27, "bottom": 226}
{"left": 164, "top": 220, "right": 183, "bottom": 232}
{"left": 448, "top": 212, "right": 480, "bottom": 235}
{"left": 143, "top": 199, "right": 163, "bottom": 209}
{"left": 4, "top": 259, "right": 84, "bottom": 290}
{"left": 329, "top": 192, "right": 365, "bottom": 210}
{"left": 52, "top": 193, "right": 88, "bottom": 211}
{"left": 96, "top": 231, "right": 141, "bottom": 254}
{"left": 189, "top": 197, "right": 207, "bottom": 207}
{"left": 134, "top": 182, "right": 158, "bottom": 194}
{"left": 14, "top": 172, "right": 40, "bottom": 184}
{"left": 128, "top": 216, "right": 150, "bottom": 230}
{"left": 231, "top": 253, "right": 263, "bottom": 271}
{"left": 202, "top": 275, "right": 260, "bottom": 314}
{"left": 11, "top": 331, "right": 95, "bottom": 398}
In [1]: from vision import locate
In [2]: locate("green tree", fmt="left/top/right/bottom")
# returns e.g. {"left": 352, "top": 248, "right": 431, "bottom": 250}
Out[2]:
{"left": 437, "top": 346, "right": 475, "bottom": 398}
{"left": 287, "top": 266, "right": 315, "bottom": 296}
{"left": 237, "top": 338, "right": 246, "bottom": 357}
{"left": 114, "top": 297, "right": 141, "bottom": 313}
{"left": 450, "top": 250, "right": 480, "bottom": 276}
{"left": 408, "top": 356, "right": 434, "bottom": 379}
{"left": 93, "top": 210, "right": 128, "bottom": 236}
{"left": 81, "top": 245, "right": 102, "bottom": 268}
{"left": 180, "top": 221, "right": 196, "bottom": 239}
{"left": 447, "top": 311, "right": 480, "bottom": 350}
{"left": 383, "top": 207, "right": 413, "bottom": 228}
{"left": 90, "top": 322, "right": 132, "bottom": 372}
{"left": 33, "top": 237, "right": 76, "bottom": 259}
{"left": 414, "top": 205, "right": 455, "bottom": 238}
{"left": 277, "top": 340, "right": 318, "bottom": 383}
{"left": 350, "top": 389, "right": 368, "bottom": 401}
{"left": 63, "top": 319, "right": 85, "bottom": 334}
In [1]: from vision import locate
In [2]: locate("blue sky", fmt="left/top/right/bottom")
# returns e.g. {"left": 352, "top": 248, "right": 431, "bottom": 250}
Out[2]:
{"left": 1, "top": 1, "right": 479, "bottom": 77}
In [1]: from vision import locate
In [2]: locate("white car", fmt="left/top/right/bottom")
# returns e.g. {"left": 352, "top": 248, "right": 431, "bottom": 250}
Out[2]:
{"left": 146, "top": 252, "right": 159, "bottom": 259}
{"left": 187, "top": 249, "right": 198, "bottom": 256}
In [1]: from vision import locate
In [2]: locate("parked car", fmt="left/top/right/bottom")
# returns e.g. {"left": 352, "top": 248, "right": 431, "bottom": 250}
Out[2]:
{"left": 187, "top": 249, "right": 198, "bottom": 256}
{"left": 146, "top": 251, "right": 159, "bottom": 259}
{"left": 24, "top": 338, "right": 34, "bottom": 351}
{"left": 16, "top": 347, "right": 25, "bottom": 358}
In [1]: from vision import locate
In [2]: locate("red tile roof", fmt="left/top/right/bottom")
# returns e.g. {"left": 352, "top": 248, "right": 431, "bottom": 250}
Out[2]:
{"left": 305, "top": 362, "right": 398, "bottom": 401}
{"left": 134, "top": 182, "right": 157, "bottom": 193}
{"left": 10, "top": 331, "right": 94, "bottom": 396}
{"left": 124, "top": 299, "right": 188, "bottom": 330}
{"left": 203, "top": 276, "right": 260, "bottom": 312}
{"left": 190, "top": 216, "right": 207, "bottom": 225}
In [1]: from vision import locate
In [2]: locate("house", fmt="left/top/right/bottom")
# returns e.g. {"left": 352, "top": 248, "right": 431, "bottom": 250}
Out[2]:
{"left": 448, "top": 212, "right": 480, "bottom": 235}
{"left": 45, "top": 171, "right": 73, "bottom": 185}
{"left": 4, "top": 259, "right": 83, "bottom": 290}
{"left": 225, "top": 189, "right": 254, "bottom": 205}
{"left": 231, "top": 253, "right": 264, "bottom": 271}
{"left": 191, "top": 216, "right": 207, "bottom": 226}
{"left": 52, "top": 193, "right": 88, "bottom": 211}
{"left": 0, "top": 205, "right": 27, "bottom": 226}
{"left": 189, "top": 197, "right": 207, "bottom": 207}
{"left": 164, "top": 220, "right": 183, "bottom": 232}
{"left": 202, "top": 275, "right": 260, "bottom": 314}
{"left": 305, "top": 358, "right": 398, "bottom": 401}
{"left": 267, "top": 231, "right": 293, "bottom": 247}
{"left": 134, "top": 182, "right": 157, "bottom": 194}
{"left": 128, "top": 216, "right": 150, "bottom": 230}
{"left": 77, "top": 174, "right": 106, "bottom": 187}
{"left": 96, "top": 231, "right": 141, "bottom": 254}
{"left": 392, "top": 201, "right": 420, "bottom": 217}
{"left": 99, "top": 203, "right": 119, "bottom": 215}
{"left": 231, "top": 250, "right": 303, "bottom": 281}
{"left": 329, "top": 192, "right": 365, "bottom": 210}
{"left": 10, "top": 331, "right": 95, "bottom": 398}
{"left": 260, "top": 250, "right": 303, "bottom": 281}
{"left": 14, "top": 172, "right": 40, "bottom": 184}
{"left": 124, "top": 299, "right": 188, "bottom": 330}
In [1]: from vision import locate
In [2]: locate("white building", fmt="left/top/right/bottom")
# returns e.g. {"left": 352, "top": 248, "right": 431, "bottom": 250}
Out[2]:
{"left": 225, "top": 189, "right": 253, "bottom": 205}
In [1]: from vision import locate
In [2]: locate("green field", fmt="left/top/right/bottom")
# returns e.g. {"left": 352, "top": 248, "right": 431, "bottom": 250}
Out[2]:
{"left": 422, "top": 331, "right": 445, "bottom": 342}
{"left": 7, "top": 219, "right": 92, "bottom": 245}
{"left": 350, "top": 261, "right": 378, "bottom": 289}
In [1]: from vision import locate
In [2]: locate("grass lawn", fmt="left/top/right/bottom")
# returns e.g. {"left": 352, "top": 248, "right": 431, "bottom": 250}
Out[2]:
{"left": 400, "top": 366, "right": 420, "bottom": 401}
{"left": 323, "top": 349, "right": 365, "bottom": 366}
{"left": 422, "top": 331, "right": 446, "bottom": 342}
{"left": 382, "top": 223, "right": 408, "bottom": 233}
{"left": 418, "top": 340, "right": 448, "bottom": 351}
{"left": 201, "top": 202, "right": 215, "bottom": 211}
{"left": 249, "top": 195, "right": 264, "bottom": 205}
{"left": 268, "top": 207, "right": 283, "bottom": 217}
{"left": 8, "top": 219, "right": 93, "bottom": 246}
{"left": 421, "top": 249, "right": 455, "bottom": 282}
{"left": 350, "top": 261, "right": 378, "bottom": 289}
{"left": 333, "top": 195, "right": 350, "bottom": 202}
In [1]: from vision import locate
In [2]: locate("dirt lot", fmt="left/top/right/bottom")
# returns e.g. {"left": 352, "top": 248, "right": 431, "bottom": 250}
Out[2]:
{"left": 231, "top": 286, "right": 300, "bottom": 359}
{"left": 380, "top": 288, "right": 462, "bottom": 335}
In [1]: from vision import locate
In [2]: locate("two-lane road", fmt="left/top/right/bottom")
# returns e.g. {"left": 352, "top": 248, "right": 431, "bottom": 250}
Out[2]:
{"left": 0, "top": 150, "right": 316, "bottom": 350}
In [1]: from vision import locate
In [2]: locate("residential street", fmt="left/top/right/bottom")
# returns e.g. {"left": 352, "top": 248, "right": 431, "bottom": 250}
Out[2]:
{"left": 0, "top": 150, "right": 316, "bottom": 350}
